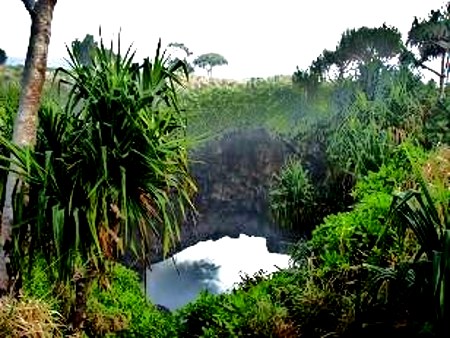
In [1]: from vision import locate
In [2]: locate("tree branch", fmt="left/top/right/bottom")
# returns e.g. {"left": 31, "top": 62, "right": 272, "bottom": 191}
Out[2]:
{"left": 417, "top": 62, "right": 442, "bottom": 78}
{"left": 21, "top": 0, "right": 36, "bottom": 17}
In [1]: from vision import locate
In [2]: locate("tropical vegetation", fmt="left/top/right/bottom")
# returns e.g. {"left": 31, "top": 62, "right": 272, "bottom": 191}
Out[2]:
{"left": 1, "top": 1, "right": 450, "bottom": 337}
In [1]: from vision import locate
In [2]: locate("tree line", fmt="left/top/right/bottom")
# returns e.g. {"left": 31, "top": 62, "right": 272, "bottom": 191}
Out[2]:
{"left": 294, "top": 2, "right": 450, "bottom": 99}
{"left": 70, "top": 34, "right": 228, "bottom": 78}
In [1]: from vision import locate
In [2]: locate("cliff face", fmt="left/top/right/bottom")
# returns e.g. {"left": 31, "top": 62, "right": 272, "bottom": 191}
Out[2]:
{"left": 150, "top": 128, "right": 296, "bottom": 263}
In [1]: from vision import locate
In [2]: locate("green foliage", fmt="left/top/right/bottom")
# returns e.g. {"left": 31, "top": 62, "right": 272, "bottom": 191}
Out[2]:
{"left": 0, "top": 82, "right": 19, "bottom": 147}
{"left": 20, "top": 259, "right": 176, "bottom": 337}
{"left": 183, "top": 78, "right": 321, "bottom": 140}
{"left": 310, "top": 191, "right": 394, "bottom": 269}
{"left": 176, "top": 273, "right": 297, "bottom": 338}
{"left": 326, "top": 67, "right": 428, "bottom": 177}
{"left": 269, "top": 157, "right": 315, "bottom": 230}
{"left": 353, "top": 144, "right": 425, "bottom": 199}
{"left": 22, "top": 256, "right": 61, "bottom": 307}
{"left": 292, "top": 67, "right": 320, "bottom": 100}
{"left": 424, "top": 98, "right": 450, "bottom": 146}
{"left": 311, "top": 25, "right": 403, "bottom": 79}
{"left": 390, "top": 175, "right": 450, "bottom": 335}
{"left": 340, "top": 25, "right": 403, "bottom": 62}
{"left": 309, "top": 145, "right": 425, "bottom": 270}
{"left": 86, "top": 263, "right": 177, "bottom": 337}
{"left": 0, "top": 37, "right": 196, "bottom": 283}
{"left": 408, "top": 4, "right": 450, "bottom": 64}
{"left": 327, "top": 112, "right": 394, "bottom": 177}
{"left": 0, "top": 82, "right": 19, "bottom": 202}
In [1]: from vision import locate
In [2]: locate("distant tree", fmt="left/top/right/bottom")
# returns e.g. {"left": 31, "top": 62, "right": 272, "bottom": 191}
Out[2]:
{"left": 193, "top": 53, "right": 228, "bottom": 78}
{"left": 314, "top": 25, "right": 403, "bottom": 79}
{"left": 292, "top": 67, "right": 319, "bottom": 100}
{"left": 407, "top": 3, "right": 450, "bottom": 98}
{"left": 310, "top": 49, "right": 336, "bottom": 82}
{"left": 168, "top": 42, "right": 192, "bottom": 58}
{"left": 0, "top": 48, "right": 7, "bottom": 65}
{"left": 168, "top": 42, "right": 194, "bottom": 74}
{"left": 71, "top": 34, "right": 97, "bottom": 66}
{"left": 1, "top": 0, "right": 57, "bottom": 295}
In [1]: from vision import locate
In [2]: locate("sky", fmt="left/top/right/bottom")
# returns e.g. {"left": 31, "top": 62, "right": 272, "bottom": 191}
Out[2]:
{"left": 0, "top": 0, "right": 446, "bottom": 79}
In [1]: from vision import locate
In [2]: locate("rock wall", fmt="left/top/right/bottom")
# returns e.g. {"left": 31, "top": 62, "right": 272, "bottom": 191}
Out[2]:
{"left": 150, "top": 128, "right": 296, "bottom": 263}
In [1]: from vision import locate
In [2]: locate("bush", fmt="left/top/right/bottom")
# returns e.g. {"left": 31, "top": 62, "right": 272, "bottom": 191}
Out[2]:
{"left": 307, "top": 143, "right": 429, "bottom": 271}
{"left": 269, "top": 157, "right": 316, "bottom": 231}
{"left": 327, "top": 113, "right": 395, "bottom": 177}
{"left": 21, "top": 259, "right": 176, "bottom": 337}
{"left": 22, "top": 256, "right": 64, "bottom": 311}
{"left": 86, "top": 263, "right": 177, "bottom": 337}
{"left": 352, "top": 144, "right": 425, "bottom": 199}
{"left": 423, "top": 99, "right": 450, "bottom": 147}
{"left": 310, "top": 191, "right": 395, "bottom": 269}
{"left": 176, "top": 272, "right": 298, "bottom": 338}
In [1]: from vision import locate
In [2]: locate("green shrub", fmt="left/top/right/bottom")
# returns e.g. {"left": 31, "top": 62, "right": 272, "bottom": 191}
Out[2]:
{"left": 86, "top": 263, "right": 177, "bottom": 337}
{"left": 310, "top": 191, "right": 395, "bottom": 269}
{"left": 22, "top": 256, "right": 62, "bottom": 309}
{"left": 182, "top": 78, "right": 331, "bottom": 140}
{"left": 423, "top": 98, "right": 450, "bottom": 147}
{"left": 0, "top": 38, "right": 197, "bottom": 288}
{"left": 306, "top": 143, "right": 429, "bottom": 271}
{"left": 22, "top": 259, "right": 176, "bottom": 337}
{"left": 327, "top": 113, "right": 395, "bottom": 177}
{"left": 269, "top": 157, "right": 316, "bottom": 231}
{"left": 176, "top": 273, "right": 297, "bottom": 338}
{"left": 352, "top": 144, "right": 425, "bottom": 199}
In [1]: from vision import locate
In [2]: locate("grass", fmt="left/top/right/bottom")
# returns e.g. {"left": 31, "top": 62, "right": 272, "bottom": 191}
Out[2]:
{"left": 0, "top": 296, "right": 63, "bottom": 338}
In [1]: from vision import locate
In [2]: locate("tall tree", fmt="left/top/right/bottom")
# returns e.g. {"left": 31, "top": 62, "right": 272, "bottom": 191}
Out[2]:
{"left": 0, "top": 48, "right": 7, "bottom": 65}
{"left": 0, "top": 0, "right": 57, "bottom": 293}
{"left": 313, "top": 25, "right": 403, "bottom": 79}
{"left": 193, "top": 53, "right": 228, "bottom": 78}
{"left": 407, "top": 4, "right": 450, "bottom": 98}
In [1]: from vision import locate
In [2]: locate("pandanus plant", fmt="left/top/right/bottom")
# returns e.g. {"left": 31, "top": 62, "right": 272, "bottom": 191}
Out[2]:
{"left": 390, "top": 175, "right": 450, "bottom": 335}
{"left": 0, "top": 35, "right": 196, "bottom": 285}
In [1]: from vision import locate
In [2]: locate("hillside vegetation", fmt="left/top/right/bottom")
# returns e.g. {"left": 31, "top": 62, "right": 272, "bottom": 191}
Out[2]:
{"left": 1, "top": 2, "right": 450, "bottom": 336}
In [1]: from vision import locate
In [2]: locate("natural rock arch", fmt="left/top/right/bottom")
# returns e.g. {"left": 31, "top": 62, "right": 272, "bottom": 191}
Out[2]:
{"left": 149, "top": 128, "right": 297, "bottom": 263}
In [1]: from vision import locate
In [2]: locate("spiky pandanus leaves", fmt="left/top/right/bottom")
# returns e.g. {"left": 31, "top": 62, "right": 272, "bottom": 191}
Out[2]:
{"left": 0, "top": 36, "right": 196, "bottom": 283}
{"left": 269, "top": 157, "right": 315, "bottom": 230}
{"left": 390, "top": 175, "right": 450, "bottom": 334}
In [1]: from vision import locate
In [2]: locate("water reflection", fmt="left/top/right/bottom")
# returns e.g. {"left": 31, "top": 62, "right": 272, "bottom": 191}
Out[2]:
{"left": 146, "top": 259, "right": 221, "bottom": 310}
{"left": 146, "top": 235, "right": 291, "bottom": 310}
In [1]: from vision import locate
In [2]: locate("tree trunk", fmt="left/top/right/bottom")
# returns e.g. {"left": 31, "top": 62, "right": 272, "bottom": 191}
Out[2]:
{"left": 0, "top": 0, "right": 57, "bottom": 294}
{"left": 440, "top": 52, "right": 446, "bottom": 99}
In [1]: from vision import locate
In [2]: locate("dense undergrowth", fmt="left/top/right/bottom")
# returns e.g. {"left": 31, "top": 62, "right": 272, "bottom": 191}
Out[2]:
{"left": 2, "top": 32, "right": 450, "bottom": 337}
